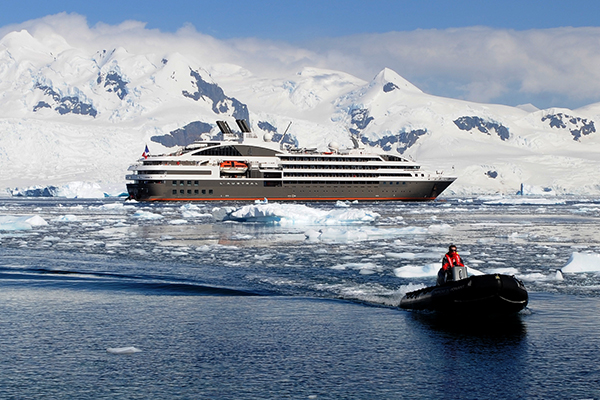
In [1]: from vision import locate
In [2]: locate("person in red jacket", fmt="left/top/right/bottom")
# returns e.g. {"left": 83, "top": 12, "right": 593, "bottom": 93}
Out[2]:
{"left": 437, "top": 244, "right": 465, "bottom": 285}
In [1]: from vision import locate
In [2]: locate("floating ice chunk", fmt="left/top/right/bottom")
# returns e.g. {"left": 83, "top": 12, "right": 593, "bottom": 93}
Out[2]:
{"left": 180, "top": 204, "right": 201, "bottom": 210}
{"left": 106, "top": 346, "right": 142, "bottom": 354}
{"left": 132, "top": 210, "right": 164, "bottom": 220}
{"left": 181, "top": 210, "right": 212, "bottom": 218}
{"left": 394, "top": 263, "right": 483, "bottom": 278}
{"left": 519, "top": 272, "right": 559, "bottom": 281}
{"left": 562, "top": 252, "right": 600, "bottom": 273}
{"left": 385, "top": 251, "right": 441, "bottom": 260}
{"left": 180, "top": 204, "right": 211, "bottom": 218}
{"left": 0, "top": 215, "right": 48, "bottom": 230}
{"left": 54, "top": 214, "right": 78, "bottom": 222}
{"left": 318, "top": 228, "right": 370, "bottom": 242}
{"left": 211, "top": 206, "right": 237, "bottom": 221}
{"left": 42, "top": 235, "right": 61, "bottom": 241}
{"left": 427, "top": 224, "right": 452, "bottom": 233}
{"left": 14, "top": 182, "right": 108, "bottom": 198}
{"left": 485, "top": 267, "right": 519, "bottom": 275}
{"left": 91, "top": 202, "right": 134, "bottom": 211}
{"left": 60, "top": 182, "right": 106, "bottom": 198}
{"left": 555, "top": 270, "right": 564, "bottom": 280}
{"left": 304, "top": 229, "right": 322, "bottom": 241}
{"left": 330, "top": 262, "right": 381, "bottom": 274}
{"left": 168, "top": 219, "right": 188, "bottom": 225}
{"left": 335, "top": 200, "right": 351, "bottom": 208}
{"left": 386, "top": 252, "right": 418, "bottom": 259}
{"left": 25, "top": 215, "right": 48, "bottom": 227}
{"left": 305, "top": 226, "right": 428, "bottom": 243}
{"left": 394, "top": 263, "right": 439, "bottom": 278}
{"left": 483, "top": 197, "right": 566, "bottom": 205}
{"left": 212, "top": 203, "right": 379, "bottom": 225}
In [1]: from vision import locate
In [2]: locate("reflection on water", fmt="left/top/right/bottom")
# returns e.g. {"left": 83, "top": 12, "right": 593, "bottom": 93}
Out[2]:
{"left": 407, "top": 309, "right": 528, "bottom": 339}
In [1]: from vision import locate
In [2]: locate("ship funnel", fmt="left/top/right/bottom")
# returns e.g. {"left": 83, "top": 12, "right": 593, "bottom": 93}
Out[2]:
{"left": 216, "top": 121, "right": 232, "bottom": 134}
{"left": 236, "top": 119, "right": 252, "bottom": 133}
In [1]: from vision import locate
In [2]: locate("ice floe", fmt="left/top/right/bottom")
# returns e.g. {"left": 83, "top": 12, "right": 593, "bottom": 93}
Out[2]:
{"left": 213, "top": 203, "right": 380, "bottom": 225}
{"left": 11, "top": 182, "right": 109, "bottom": 198}
{"left": 131, "top": 210, "right": 164, "bottom": 220}
{"left": 305, "top": 226, "right": 428, "bottom": 242}
{"left": 0, "top": 215, "right": 48, "bottom": 230}
{"left": 562, "top": 252, "right": 600, "bottom": 273}
{"left": 106, "top": 346, "right": 142, "bottom": 354}
{"left": 394, "top": 263, "right": 484, "bottom": 278}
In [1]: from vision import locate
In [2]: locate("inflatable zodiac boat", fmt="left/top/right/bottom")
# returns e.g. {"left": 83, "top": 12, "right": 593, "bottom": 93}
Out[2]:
{"left": 400, "top": 268, "right": 528, "bottom": 315}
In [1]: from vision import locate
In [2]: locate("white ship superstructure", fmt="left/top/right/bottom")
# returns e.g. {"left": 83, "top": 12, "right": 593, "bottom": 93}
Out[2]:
{"left": 126, "top": 120, "right": 456, "bottom": 201}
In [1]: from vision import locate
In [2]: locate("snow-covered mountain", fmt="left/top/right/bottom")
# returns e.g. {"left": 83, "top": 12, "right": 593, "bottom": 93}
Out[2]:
{"left": 2, "top": 28, "right": 600, "bottom": 196}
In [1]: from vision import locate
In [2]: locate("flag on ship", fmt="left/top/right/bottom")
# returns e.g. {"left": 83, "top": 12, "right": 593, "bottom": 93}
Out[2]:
{"left": 142, "top": 145, "right": 149, "bottom": 159}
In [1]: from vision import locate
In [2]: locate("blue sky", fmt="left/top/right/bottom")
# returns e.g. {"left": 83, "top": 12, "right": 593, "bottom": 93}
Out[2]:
{"left": 4, "top": 0, "right": 599, "bottom": 41}
{"left": 2, "top": 0, "right": 600, "bottom": 109}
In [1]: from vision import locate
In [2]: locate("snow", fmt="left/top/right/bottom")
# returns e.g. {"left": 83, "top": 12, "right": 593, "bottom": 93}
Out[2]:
{"left": 0, "top": 24, "right": 599, "bottom": 196}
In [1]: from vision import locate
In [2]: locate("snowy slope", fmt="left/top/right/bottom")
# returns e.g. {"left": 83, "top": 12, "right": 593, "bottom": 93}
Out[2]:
{"left": 1, "top": 27, "right": 600, "bottom": 196}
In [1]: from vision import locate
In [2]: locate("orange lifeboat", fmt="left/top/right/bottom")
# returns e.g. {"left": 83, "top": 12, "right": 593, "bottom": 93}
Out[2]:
{"left": 220, "top": 161, "right": 248, "bottom": 174}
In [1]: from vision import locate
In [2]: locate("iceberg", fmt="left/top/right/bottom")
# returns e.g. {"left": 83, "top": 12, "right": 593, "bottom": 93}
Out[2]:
{"left": 0, "top": 215, "right": 48, "bottom": 230}
{"left": 562, "top": 252, "right": 600, "bottom": 273}
{"left": 212, "top": 203, "right": 380, "bottom": 225}
{"left": 10, "top": 182, "right": 108, "bottom": 198}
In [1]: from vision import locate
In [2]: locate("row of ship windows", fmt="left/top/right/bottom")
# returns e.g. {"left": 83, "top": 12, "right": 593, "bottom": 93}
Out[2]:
{"left": 142, "top": 180, "right": 410, "bottom": 186}
{"left": 172, "top": 180, "right": 201, "bottom": 186}
{"left": 280, "top": 157, "right": 380, "bottom": 162}
{"left": 173, "top": 189, "right": 214, "bottom": 195}
{"left": 284, "top": 173, "right": 413, "bottom": 178}
{"left": 283, "top": 181, "right": 406, "bottom": 185}
{"left": 281, "top": 165, "right": 419, "bottom": 170}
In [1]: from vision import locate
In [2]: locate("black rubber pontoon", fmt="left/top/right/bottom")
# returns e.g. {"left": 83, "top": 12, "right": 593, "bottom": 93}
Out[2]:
{"left": 400, "top": 274, "right": 528, "bottom": 316}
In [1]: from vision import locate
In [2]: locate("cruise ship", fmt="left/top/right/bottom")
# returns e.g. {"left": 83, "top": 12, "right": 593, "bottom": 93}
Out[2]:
{"left": 126, "top": 120, "right": 456, "bottom": 202}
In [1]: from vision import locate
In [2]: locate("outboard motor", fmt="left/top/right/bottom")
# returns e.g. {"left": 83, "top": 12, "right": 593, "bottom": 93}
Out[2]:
{"left": 452, "top": 266, "right": 468, "bottom": 281}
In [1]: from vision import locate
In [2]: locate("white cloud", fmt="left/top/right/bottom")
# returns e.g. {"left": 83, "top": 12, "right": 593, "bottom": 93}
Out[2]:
{"left": 2, "top": 14, "right": 600, "bottom": 109}
{"left": 307, "top": 27, "right": 600, "bottom": 108}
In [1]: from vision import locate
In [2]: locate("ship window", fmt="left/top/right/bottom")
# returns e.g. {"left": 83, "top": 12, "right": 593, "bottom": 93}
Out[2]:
{"left": 194, "top": 190, "right": 199, "bottom": 194}
{"left": 192, "top": 145, "right": 242, "bottom": 157}
{"left": 172, "top": 190, "right": 177, "bottom": 194}
{"left": 209, "top": 189, "right": 213, "bottom": 194}
{"left": 180, "top": 181, "right": 184, "bottom": 186}
{"left": 202, "top": 189, "right": 206, "bottom": 194}
{"left": 172, "top": 181, "right": 176, "bottom": 186}
{"left": 187, "top": 181, "right": 192, "bottom": 185}
{"left": 187, "top": 190, "right": 192, "bottom": 194}
{"left": 180, "top": 190, "right": 184, "bottom": 194}
{"left": 194, "top": 181, "right": 198, "bottom": 186}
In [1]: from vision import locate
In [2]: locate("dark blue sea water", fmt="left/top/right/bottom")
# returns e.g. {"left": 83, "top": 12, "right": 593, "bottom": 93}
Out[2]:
{"left": 1, "top": 197, "right": 600, "bottom": 399}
